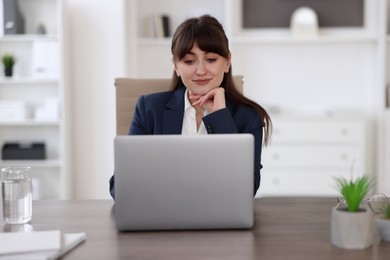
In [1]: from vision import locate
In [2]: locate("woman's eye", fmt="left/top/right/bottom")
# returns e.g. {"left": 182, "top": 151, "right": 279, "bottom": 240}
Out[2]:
{"left": 206, "top": 58, "right": 217, "bottom": 63}
{"left": 184, "top": 60, "right": 194, "bottom": 65}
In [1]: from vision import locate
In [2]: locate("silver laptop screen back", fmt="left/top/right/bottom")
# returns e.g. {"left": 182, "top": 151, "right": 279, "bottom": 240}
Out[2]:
{"left": 114, "top": 134, "right": 254, "bottom": 231}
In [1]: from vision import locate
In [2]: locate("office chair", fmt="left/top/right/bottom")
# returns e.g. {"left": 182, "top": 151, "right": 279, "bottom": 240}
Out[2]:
{"left": 115, "top": 75, "right": 245, "bottom": 135}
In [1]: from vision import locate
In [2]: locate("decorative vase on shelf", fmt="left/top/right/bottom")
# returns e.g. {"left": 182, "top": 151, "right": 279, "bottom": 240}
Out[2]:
{"left": 290, "top": 6, "right": 319, "bottom": 38}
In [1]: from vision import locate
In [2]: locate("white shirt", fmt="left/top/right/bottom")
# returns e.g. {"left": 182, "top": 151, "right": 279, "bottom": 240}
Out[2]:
{"left": 181, "top": 89, "right": 209, "bottom": 135}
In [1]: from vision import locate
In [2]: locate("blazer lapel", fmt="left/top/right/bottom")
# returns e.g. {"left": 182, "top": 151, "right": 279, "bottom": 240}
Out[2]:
{"left": 162, "top": 87, "right": 186, "bottom": 134}
{"left": 226, "top": 99, "right": 236, "bottom": 116}
{"left": 161, "top": 88, "right": 236, "bottom": 134}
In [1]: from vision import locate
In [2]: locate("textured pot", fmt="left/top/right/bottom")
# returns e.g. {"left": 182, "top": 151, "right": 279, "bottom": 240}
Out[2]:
{"left": 4, "top": 67, "right": 13, "bottom": 77}
{"left": 331, "top": 207, "right": 374, "bottom": 249}
{"left": 376, "top": 218, "right": 390, "bottom": 242}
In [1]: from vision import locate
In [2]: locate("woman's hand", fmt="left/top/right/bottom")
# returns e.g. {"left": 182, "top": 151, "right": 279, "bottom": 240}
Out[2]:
{"left": 189, "top": 88, "right": 226, "bottom": 113}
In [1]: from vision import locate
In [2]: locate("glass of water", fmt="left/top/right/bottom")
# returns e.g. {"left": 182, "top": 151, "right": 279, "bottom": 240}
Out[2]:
{"left": 1, "top": 166, "right": 32, "bottom": 224}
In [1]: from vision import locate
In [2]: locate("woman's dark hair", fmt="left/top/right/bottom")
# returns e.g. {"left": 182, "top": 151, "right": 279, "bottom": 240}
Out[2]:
{"left": 170, "top": 14, "right": 272, "bottom": 145}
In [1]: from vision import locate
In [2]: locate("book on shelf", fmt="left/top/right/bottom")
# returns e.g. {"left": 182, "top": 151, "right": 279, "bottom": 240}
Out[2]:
{"left": 3, "top": 0, "right": 25, "bottom": 35}
{"left": 0, "top": 0, "right": 3, "bottom": 36}
{"left": 162, "top": 15, "right": 170, "bottom": 37}
{"left": 143, "top": 14, "right": 171, "bottom": 38}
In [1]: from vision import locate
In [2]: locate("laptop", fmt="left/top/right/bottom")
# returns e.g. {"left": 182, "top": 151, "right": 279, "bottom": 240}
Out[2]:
{"left": 114, "top": 134, "right": 254, "bottom": 231}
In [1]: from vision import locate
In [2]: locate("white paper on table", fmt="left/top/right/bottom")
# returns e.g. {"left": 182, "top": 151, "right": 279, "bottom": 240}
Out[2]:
{"left": 0, "top": 231, "right": 86, "bottom": 260}
{"left": 0, "top": 230, "right": 61, "bottom": 255}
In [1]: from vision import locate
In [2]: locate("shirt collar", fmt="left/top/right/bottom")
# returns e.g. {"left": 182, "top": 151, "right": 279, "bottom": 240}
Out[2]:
{"left": 183, "top": 89, "right": 193, "bottom": 114}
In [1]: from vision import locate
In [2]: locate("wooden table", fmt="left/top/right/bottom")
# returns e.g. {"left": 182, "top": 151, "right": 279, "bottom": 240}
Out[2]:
{"left": 1, "top": 197, "right": 390, "bottom": 259}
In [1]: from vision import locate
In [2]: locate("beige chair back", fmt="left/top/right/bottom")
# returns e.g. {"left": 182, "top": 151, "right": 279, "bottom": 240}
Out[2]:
{"left": 115, "top": 75, "right": 244, "bottom": 135}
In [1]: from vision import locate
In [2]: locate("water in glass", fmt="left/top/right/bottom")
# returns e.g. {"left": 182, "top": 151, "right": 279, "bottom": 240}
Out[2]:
{"left": 2, "top": 177, "right": 32, "bottom": 224}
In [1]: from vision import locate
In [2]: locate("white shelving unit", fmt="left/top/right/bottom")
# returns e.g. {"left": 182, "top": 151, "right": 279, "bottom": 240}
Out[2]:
{"left": 378, "top": 0, "right": 390, "bottom": 195}
{"left": 0, "top": 0, "right": 70, "bottom": 199}
{"left": 123, "top": 0, "right": 389, "bottom": 196}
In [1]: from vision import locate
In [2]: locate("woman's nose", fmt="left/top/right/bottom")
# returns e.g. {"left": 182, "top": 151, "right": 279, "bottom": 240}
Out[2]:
{"left": 196, "top": 62, "right": 206, "bottom": 75}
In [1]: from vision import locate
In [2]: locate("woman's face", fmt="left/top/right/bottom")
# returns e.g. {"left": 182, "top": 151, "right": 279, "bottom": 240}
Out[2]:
{"left": 174, "top": 43, "right": 230, "bottom": 96}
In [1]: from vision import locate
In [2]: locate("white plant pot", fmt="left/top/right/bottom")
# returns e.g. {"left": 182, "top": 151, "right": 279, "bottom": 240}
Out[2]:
{"left": 331, "top": 207, "right": 374, "bottom": 249}
{"left": 375, "top": 218, "right": 390, "bottom": 242}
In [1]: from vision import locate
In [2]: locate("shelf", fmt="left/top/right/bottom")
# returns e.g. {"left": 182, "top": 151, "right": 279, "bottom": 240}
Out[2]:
{"left": 0, "top": 35, "right": 59, "bottom": 42}
{"left": 0, "top": 120, "right": 60, "bottom": 126}
{"left": 0, "top": 159, "right": 61, "bottom": 168}
{"left": 138, "top": 38, "right": 171, "bottom": 46}
{"left": 137, "top": 35, "right": 376, "bottom": 47}
{"left": 0, "top": 77, "right": 59, "bottom": 85}
{"left": 232, "top": 35, "right": 377, "bottom": 45}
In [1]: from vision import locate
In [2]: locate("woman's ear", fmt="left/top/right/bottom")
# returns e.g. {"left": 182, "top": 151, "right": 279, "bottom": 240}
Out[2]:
{"left": 175, "top": 68, "right": 180, "bottom": 77}
{"left": 173, "top": 58, "right": 180, "bottom": 77}
{"left": 225, "top": 53, "right": 232, "bottom": 73}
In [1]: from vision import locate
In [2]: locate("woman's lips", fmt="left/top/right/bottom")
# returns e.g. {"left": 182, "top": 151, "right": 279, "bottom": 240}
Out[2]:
{"left": 193, "top": 79, "right": 211, "bottom": 85}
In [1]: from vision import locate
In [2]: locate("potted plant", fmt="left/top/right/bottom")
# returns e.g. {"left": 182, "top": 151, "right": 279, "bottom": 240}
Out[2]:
{"left": 36, "top": 23, "right": 47, "bottom": 34}
{"left": 331, "top": 175, "right": 374, "bottom": 249}
{"left": 376, "top": 202, "right": 390, "bottom": 242}
{"left": 2, "top": 53, "right": 16, "bottom": 77}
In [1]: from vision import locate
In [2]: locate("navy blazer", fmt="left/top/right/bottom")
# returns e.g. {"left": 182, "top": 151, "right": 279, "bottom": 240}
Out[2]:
{"left": 109, "top": 87, "right": 264, "bottom": 199}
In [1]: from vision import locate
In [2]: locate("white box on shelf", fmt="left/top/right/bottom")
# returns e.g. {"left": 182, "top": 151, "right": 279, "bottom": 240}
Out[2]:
{"left": 0, "top": 100, "right": 30, "bottom": 122}
{"left": 34, "top": 97, "right": 59, "bottom": 122}
{"left": 31, "top": 40, "right": 59, "bottom": 79}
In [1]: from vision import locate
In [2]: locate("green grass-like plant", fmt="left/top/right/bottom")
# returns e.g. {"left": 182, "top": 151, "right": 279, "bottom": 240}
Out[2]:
{"left": 1, "top": 53, "right": 16, "bottom": 69}
{"left": 382, "top": 203, "right": 390, "bottom": 220}
{"left": 335, "top": 175, "right": 373, "bottom": 212}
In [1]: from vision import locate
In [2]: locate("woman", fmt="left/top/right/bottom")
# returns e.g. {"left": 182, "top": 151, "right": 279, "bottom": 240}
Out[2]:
{"left": 110, "top": 14, "right": 271, "bottom": 199}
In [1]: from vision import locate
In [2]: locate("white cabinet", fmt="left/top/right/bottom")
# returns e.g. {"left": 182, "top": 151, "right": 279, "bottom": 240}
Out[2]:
{"left": 258, "top": 116, "right": 367, "bottom": 197}
{"left": 124, "top": 0, "right": 388, "bottom": 196}
{"left": 0, "top": 0, "right": 70, "bottom": 199}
